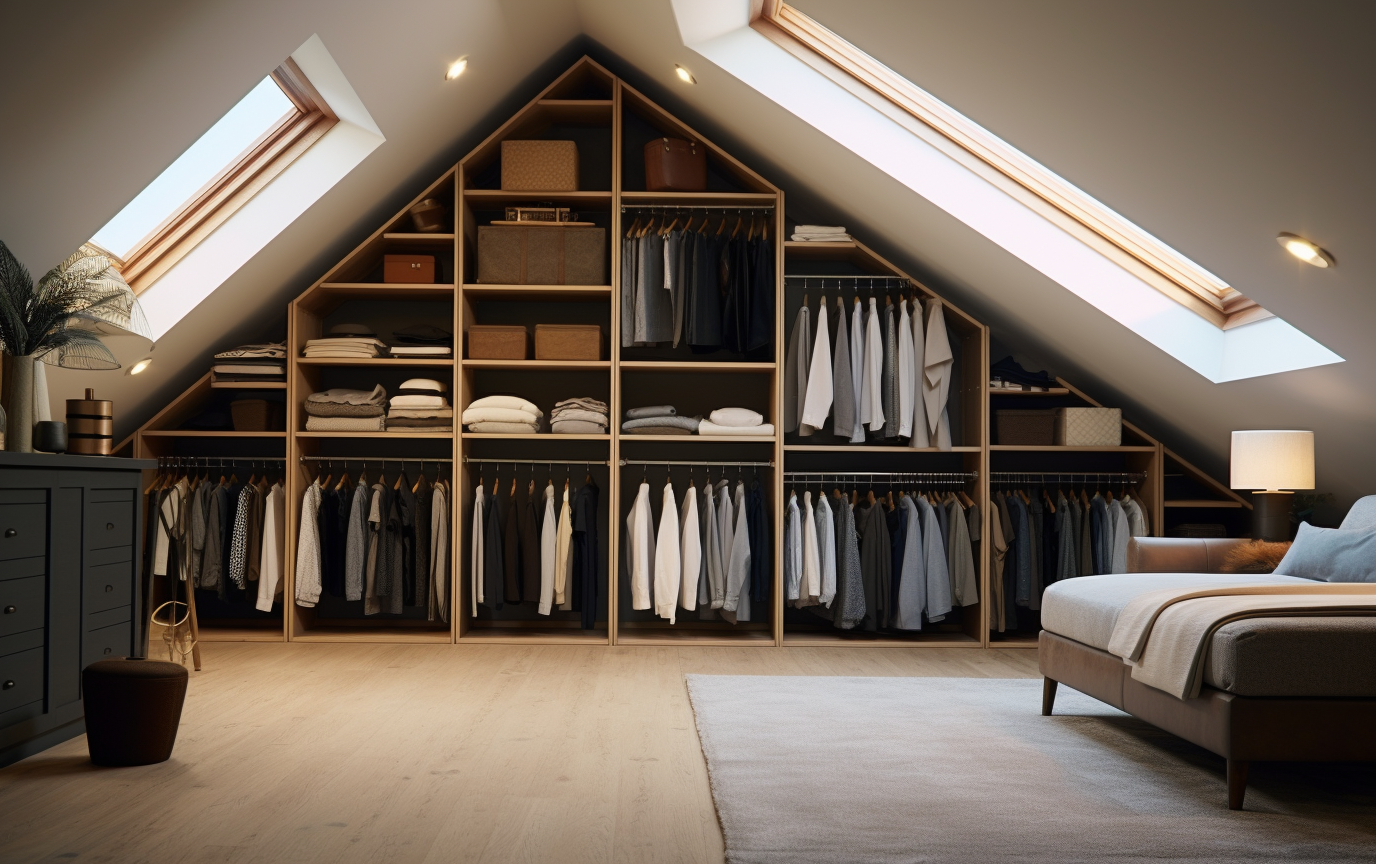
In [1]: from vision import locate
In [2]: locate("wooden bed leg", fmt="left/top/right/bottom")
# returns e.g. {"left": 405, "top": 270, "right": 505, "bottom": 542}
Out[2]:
{"left": 1227, "top": 759, "right": 1249, "bottom": 810}
{"left": 1041, "top": 678, "right": 1058, "bottom": 716}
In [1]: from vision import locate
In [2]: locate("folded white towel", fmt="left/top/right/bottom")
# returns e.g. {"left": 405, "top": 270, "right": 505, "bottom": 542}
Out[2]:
{"left": 790, "top": 233, "right": 851, "bottom": 242}
{"left": 467, "top": 395, "right": 542, "bottom": 417}
{"left": 708, "top": 407, "right": 764, "bottom": 428}
{"left": 391, "top": 394, "right": 449, "bottom": 409}
{"left": 305, "top": 385, "right": 387, "bottom": 406}
{"left": 697, "top": 420, "right": 775, "bottom": 436}
{"left": 793, "top": 225, "right": 846, "bottom": 235}
{"left": 399, "top": 377, "right": 447, "bottom": 392}
{"left": 304, "top": 337, "right": 388, "bottom": 350}
{"left": 461, "top": 406, "right": 540, "bottom": 425}
{"left": 388, "top": 346, "right": 452, "bottom": 356}
{"left": 301, "top": 348, "right": 383, "bottom": 358}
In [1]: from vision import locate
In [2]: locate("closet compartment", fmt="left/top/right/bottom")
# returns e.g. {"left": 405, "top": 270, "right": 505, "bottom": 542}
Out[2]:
{"left": 457, "top": 443, "right": 612, "bottom": 644}
{"left": 317, "top": 172, "right": 458, "bottom": 287}
{"left": 288, "top": 439, "right": 455, "bottom": 644}
{"left": 459, "top": 286, "right": 611, "bottom": 376}
{"left": 779, "top": 450, "right": 985, "bottom": 647}
{"left": 1162, "top": 447, "right": 1252, "bottom": 538}
{"left": 460, "top": 365, "right": 611, "bottom": 440}
{"left": 620, "top": 85, "right": 773, "bottom": 196}
{"left": 614, "top": 447, "right": 777, "bottom": 646}
{"left": 618, "top": 366, "right": 776, "bottom": 441}
{"left": 781, "top": 239, "right": 986, "bottom": 451}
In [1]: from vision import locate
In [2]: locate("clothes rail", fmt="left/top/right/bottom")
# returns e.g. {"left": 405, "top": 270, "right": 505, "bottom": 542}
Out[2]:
{"left": 783, "top": 274, "right": 912, "bottom": 282}
{"left": 620, "top": 204, "right": 774, "bottom": 212}
{"left": 619, "top": 459, "right": 774, "bottom": 467}
{"left": 464, "top": 457, "right": 611, "bottom": 466}
{"left": 783, "top": 470, "right": 977, "bottom": 481}
{"left": 989, "top": 472, "right": 1144, "bottom": 482}
{"left": 156, "top": 456, "right": 286, "bottom": 464}
{"left": 300, "top": 455, "right": 453, "bottom": 463}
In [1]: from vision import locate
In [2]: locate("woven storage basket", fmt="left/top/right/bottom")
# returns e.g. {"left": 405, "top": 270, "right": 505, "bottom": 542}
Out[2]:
{"left": 1055, "top": 407, "right": 1122, "bottom": 446}
{"left": 995, "top": 409, "right": 1056, "bottom": 446}
{"left": 500, "top": 140, "right": 578, "bottom": 191}
{"left": 230, "top": 399, "right": 283, "bottom": 432}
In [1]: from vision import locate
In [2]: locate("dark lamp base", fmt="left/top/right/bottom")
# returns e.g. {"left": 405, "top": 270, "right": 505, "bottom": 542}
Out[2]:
{"left": 1252, "top": 491, "right": 1293, "bottom": 542}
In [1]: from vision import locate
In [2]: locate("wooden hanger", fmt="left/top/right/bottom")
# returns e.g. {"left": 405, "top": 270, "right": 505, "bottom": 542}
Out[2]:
{"left": 957, "top": 489, "right": 975, "bottom": 508}
{"left": 624, "top": 216, "right": 641, "bottom": 239}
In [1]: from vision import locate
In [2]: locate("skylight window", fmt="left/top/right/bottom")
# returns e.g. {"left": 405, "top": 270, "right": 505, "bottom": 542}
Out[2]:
{"left": 669, "top": 1, "right": 1342, "bottom": 381}
{"left": 93, "top": 77, "right": 294, "bottom": 260}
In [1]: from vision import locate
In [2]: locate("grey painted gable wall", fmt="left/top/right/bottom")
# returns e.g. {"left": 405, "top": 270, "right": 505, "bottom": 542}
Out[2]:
{"left": 2, "top": 1, "right": 1370, "bottom": 513}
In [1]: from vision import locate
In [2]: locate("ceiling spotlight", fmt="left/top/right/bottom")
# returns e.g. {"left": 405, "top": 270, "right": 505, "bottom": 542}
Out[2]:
{"left": 1277, "top": 232, "right": 1334, "bottom": 268}
{"left": 127, "top": 357, "right": 153, "bottom": 375}
{"left": 445, "top": 57, "right": 468, "bottom": 81}
{"left": 675, "top": 64, "right": 695, "bottom": 84}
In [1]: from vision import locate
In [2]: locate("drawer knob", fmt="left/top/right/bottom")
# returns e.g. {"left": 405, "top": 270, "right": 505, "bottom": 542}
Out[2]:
{"left": 106, "top": 522, "right": 114, "bottom": 531}
{"left": 2, "top": 680, "right": 13, "bottom": 690}
{"left": 103, "top": 647, "right": 112, "bottom": 655}
{"left": 3, "top": 606, "right": 14, "bottom": 614}
{"left": 4, "top": 529, "right": 14, "bottom": 538}
{"left": 105, "top": 584, "right": 114, "bottom": 593}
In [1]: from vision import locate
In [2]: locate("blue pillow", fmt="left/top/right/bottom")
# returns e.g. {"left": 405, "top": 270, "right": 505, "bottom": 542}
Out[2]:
{"left": 1273, "top": 522, "right": 1376, "bottom": 583}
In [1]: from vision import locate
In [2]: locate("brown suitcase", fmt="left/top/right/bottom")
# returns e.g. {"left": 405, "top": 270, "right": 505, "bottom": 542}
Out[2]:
{"left": 384, "top": 254, "right": 437, "bottom": 283}
{"left": 995, "top": 409, "right": 1057, "bottom": 446}
{"left": 535, "top": 324, "right": 604, "bottom": 361}
{"left": 644, "top": 138, "right": 706, "bottom": 192}
{"left": 501, "top": 140, "right": 578, "bottom": 191}
{"left": 476, "top": 226, "right": 605, "bottom": 285}
{"left": 467, "top": 325, "right": 530, "bottom": 360}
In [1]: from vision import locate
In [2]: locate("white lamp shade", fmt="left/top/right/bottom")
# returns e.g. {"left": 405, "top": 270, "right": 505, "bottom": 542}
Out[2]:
{"left": 1231, "top": 430, "right": 1314, "bottom": 490}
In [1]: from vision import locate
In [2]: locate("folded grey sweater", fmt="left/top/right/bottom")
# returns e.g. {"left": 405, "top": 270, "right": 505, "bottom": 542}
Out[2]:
{"left": 621, "top": 414, "right": 700, "bottom": 433}
{"left": 625, "top": 405, "right": 676, "bottom": 420}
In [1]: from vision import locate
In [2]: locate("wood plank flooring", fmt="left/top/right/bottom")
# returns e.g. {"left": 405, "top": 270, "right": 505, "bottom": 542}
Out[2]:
{"left": 0, "top": 644, "right": 1039, "bottom": 864}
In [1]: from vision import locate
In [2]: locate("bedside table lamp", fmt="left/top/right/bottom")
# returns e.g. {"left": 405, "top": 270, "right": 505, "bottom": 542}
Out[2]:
{"left": 1231, "top": 430, "right": 1314, "bottom": 541}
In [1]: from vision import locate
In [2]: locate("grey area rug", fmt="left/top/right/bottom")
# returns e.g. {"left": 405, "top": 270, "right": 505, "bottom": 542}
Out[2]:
{"left": 685, "top": 676, "right": 1376, "bottom": 864}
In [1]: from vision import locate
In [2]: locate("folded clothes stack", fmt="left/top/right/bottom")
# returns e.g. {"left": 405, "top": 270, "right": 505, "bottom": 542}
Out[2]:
{"left": 211, "top": 342, "right": 286, "bottom": 384}
{"left": 621, "top": 405, "right": 701, "bottom": 436}
{"left": 303, "top": 324, "right": 388, "bottom": 359}
{"left": 303, "top": 385, "right": 388, "bottom": 432}
{"left": 388, "top": 378, "right": 453, "bottom": 431}
{"left": 551, "top": 397, "right": 609, "bottom": 434}
{"left": 462, "top": 395, "right": 544, "bottom": 434}
{"left": 389, "top": 324, "right": 453, "bottom": 358}
{"left": 699, "top": 406, "right": 775, "bottom": 436}
{"left": 789, "top": 224, "right": 850, "bottom": 242}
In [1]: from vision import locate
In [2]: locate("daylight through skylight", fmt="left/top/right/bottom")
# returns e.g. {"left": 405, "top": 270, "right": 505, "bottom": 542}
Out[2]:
{"left": 92, "top": 77, "right": 294, "bottom": 260}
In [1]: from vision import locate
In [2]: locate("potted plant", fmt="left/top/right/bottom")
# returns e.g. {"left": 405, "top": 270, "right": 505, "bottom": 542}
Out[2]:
{"left": 0, "top": 241, "right": 149, "bottom": 452}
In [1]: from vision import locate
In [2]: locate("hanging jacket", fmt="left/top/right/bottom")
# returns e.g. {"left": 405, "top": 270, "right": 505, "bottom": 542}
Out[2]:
{"left": 653, "top": 481, "right": 681, "bottom": 622}
{"left": 572, "top": 481, "right": 600, "bottom": 629}
{"left": 747, "top": 478, "right": 771, "bottom": 604}
{"left": 783, "top": 305, "right": 810, "bottom": 434}
{"left": 800, "top": 303, "right": 833, "bottom": 434}
{"left": 831, "top": 299, "right": 854, "bottom": 439}
{"left": 893, "top": 496, "right": 926, "bottom": 630}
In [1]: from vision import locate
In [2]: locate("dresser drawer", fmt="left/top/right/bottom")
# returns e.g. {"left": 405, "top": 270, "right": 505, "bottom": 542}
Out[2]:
{"left": 0, "top": 576, "right": 45, "bottom": 639}
{"left": 86, "top": 605, "right": 131, "bottom": 631}
{"left": 83, "top": 622, "right": 131, "bottom": 668}
{"left": 0, "top": 647, "right": 44, "bottom": 713}
{"left": 86, "top": 499, "right": 134, "bottom": 551}
{"left": 0, "top": 502, "right": 46, "bottom": 562}
{"left": 84, "top": 560, "right": 133, "bottom": 615}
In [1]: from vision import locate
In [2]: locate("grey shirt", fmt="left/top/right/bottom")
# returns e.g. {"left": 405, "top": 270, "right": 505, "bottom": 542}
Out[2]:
{"left": 893, "top": 496, "right": 926, "bottom": 630}
{"left": 783, "top": 305, "right": 810, "bottom": 435}
{"left": 344, "top": 478, "right": 371, "bottom": 602}
{"left": 947, "top": 498, "right": 979, "bottom": 607}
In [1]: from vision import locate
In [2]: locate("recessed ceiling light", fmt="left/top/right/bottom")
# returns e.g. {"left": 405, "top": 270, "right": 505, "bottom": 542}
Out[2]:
{"left": 445, "top": 57, "right": 468, "bottom": 81}
{"left": 1277, "top": 232, "right": 1334, "bottom": 268}
{"left": 127, "top": 357, "right": 152, "bottom": 375}
{"left": 675, "top": 64, "right": 695, "bottom": 84}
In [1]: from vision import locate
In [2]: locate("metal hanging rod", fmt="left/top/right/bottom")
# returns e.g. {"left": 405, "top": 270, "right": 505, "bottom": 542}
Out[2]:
{"left": 157, "top": 456, "right": 286, "bottom": 466}
{"left": 784, "top": 470, "right": 976, "bottom": 481}
{"left": 989, "top": 472, "right": 1144, "bottom": 482}
{"left": 620, "top": 204, "right": 774, "bottom": 212}
{"left": 784, "top": 274, "right": 912, "bottom": 282}
{"left": 464, "top": 457, "right": 610, "bottom": 466}
{"left": 300, "top": 455, "right": 453, "bottom": 464}
{"left": 620, "top": 459, "right": 774, "bottom": 468}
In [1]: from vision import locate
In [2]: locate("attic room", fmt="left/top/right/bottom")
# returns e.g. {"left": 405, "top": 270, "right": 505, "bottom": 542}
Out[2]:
{"left": 2, "top": 0, "right": 1374, "bottom": 860}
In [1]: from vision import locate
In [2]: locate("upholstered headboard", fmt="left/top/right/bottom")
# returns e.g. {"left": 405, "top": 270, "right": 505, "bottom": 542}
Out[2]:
{"left": 1340, "top": 496, "right": 1376, "bottom": 532}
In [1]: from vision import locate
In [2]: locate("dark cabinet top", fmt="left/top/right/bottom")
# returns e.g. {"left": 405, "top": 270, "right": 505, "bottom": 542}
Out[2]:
{"left": 0, "top": 453, "right": 156, "bottom": 471}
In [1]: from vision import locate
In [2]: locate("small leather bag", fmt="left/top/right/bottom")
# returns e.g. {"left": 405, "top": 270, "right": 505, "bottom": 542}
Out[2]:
{"left": 644, "top": 138, "right": 706, "bottom": 192}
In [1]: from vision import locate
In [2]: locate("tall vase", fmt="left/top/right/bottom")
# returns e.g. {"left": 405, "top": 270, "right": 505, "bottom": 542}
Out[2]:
{"left": 7, "top": 354, "right": 35, "bottom": 453}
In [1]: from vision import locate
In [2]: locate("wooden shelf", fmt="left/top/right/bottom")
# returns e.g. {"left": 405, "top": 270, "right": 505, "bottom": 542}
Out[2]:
{"left": 382, "top": 232, "right": 454, "bottom": 243}
{"left": 619, "top": 435, "right": 777, "bottom": 443}
{"left": 297, "top": 357, "right": 454, "bottom": 367}
{"left": 1164, "top": 499, "right": 1245, "bottom": 508}
{"left": 989, "top": 388, "right": 1071, "bottom": 396}
{"left": 295, "top": 431, "right": 453, "bottom": 439}
{"left": 619, "top": 360, "right": 774, "bottom": 372}
{"left": 141, "top": 430, "right": 287, "bottom": 438}
{"left": 462, "top": 433, "right": 610, "bottom": 441}
{"left": 462, "top": 284, "right": 611, "bottom": 301}
{"left": 463, "top": 190, "right": 613, "bottom": 207}
{"left": 462, "top": 359, "right": 610, "bottom": 370}
{"left": 990, "top": 445, "right": 1156, "bottom": 452}
{"left": 317, "top": 282, "right": 454, "bottom": 293}
{"left": 784, "top": 444, "right": 981, "bottom": 453}
{"left": 210, "top": 381, "right": 287, "bottom": 389}
{"left": 533, "top": 98, "right": 614, "bottom": 123}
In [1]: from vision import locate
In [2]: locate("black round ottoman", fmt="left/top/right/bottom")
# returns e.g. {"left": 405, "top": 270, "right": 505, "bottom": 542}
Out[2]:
{"left": 82, "top": 658, "right": 189, "bottom": 766}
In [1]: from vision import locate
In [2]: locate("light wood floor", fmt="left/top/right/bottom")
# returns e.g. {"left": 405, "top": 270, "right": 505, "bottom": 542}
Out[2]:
{"left": 0, "top": 644, "right": 1039, "bottom": 864}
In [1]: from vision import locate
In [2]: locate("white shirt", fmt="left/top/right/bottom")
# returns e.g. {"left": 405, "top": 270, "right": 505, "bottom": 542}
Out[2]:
{"left": 861, "top": 297, "right": 886, "bottom": 432}
{"left": 255, "top": 483, "right": 285, "bottom": 612}
{"left": 294, "top": 481, "right": 323, "bottom": 607}
{"left": 815, "top": 493, "right": 837, "bottom": 607}
{"left": 801, "top": 491, "right": 820, "bottom": 604}
{"left": 555, "top": 486, "right": 574, "bottom": 610}
{"left": 653, "top": 482, "right": 681, "bottom": 622}
{"left": 800, "top": 303, "right": 833, "bottom": 434}
{"left": 679, "top": 486, "right": 701, "bottom": 612}
{"left": 628, "top": 482, "right": 655, "bottom": 611}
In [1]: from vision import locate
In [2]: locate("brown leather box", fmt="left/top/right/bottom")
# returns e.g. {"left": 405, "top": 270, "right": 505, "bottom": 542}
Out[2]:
{"left": 384, "top": 254, "right": 437, "bottom": 283}
{"left": 467, "top": 325, "right": 530, "bottom": 360}
{"left": 535, "top": 324, "right": 604, "bottom": 361}
{"left": 500, "top": 140, "right": 578, "bottom": 191}
{"left": 995, "top": 409, "right": 1057, "bottom": 446}
{"left": 644, "top": 137, "right": 706, "bottom": 192}
{"left": 476, "top": 226, "right": 605, "bottom": 285}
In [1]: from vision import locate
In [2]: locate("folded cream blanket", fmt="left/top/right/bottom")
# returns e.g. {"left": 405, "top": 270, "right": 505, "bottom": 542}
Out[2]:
{"left": 304, "top": 415, "right": 386, "bottom": 432}
{"left": 391, "top": 395, "right": 450, "bottom": 409}
{"left": 698, "top": 420, "right": 775, "bottom": 436}
{"left": 466, "top": 421, "right": 541, "bottom": 434}
{"left": 551, "top": 420, "right": 606, "bottom": 435}
{"left": 468, "top": 395, "right": 542, "bottom": 417}
{"left": 387, "top": 407, "right": 454, "bottom": 419}
{"left": 306, "top": 386, "right": 387, "bottom": 406}
{"left": 551, "top": 408, "right": 609, "bottom": 425}
{"left": 461, "top": 406, "right": 541, "bottom": 425}
{"left": 1106, "top": 583, "right": 1376, "bottom": 699}
{"left": 556, "top": 397, "right": 608, "bottom": 412}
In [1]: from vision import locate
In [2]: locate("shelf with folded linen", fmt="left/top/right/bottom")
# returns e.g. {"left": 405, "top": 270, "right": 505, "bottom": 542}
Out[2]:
{"left": 462, "top": 394, "right": 610, "bottom": 437}
{"left": 300, "top": 321, "right": 455, "bottom": 362}
{"left": 615, "top": 462, "right": 774, "bottom": 644}
{"left": 458, "top": 458, "right": 610, "bottom": 643}
{"left": 619, "top": 369, "right": 775, "bottom": 442}
{"left": 620, "top": 406, "right": 776, "bottom": 440}
{"left": 297, "top": 377, "right": 454, "bottom": 434}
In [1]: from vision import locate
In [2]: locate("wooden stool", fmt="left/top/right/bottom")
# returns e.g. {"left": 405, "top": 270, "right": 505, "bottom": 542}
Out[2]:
{"left": 82, "top": 658, "right": 188, "bottom": 766}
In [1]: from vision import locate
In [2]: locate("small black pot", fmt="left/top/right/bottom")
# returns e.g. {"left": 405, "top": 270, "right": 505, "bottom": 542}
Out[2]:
{"left": 33, "top": 420, "right": 67, "bottom": 453}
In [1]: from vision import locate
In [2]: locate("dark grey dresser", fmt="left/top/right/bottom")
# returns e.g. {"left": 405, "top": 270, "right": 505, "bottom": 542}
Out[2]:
{"left": 0, "top": 452, "right": 155, "bottom": 767}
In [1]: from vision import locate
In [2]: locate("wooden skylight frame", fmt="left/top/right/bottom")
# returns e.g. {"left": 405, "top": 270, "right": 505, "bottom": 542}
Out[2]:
{"left": 753, "top": 1, "right": 1270, "bottom": 330}
{"left": 116, "top": 59, "right": 338, "bottom": 294}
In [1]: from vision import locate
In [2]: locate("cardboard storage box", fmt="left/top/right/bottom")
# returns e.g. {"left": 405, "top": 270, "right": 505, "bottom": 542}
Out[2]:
{"left": 476, "top": 225, "right": 605, "bottom": 285}
{"left": 535, "top": 324, "right": 603, "bottom": 360}
{"left": 466, "top": 325, "right": 530, "bottom": 360}
{"left": 501, "top": 140, "right": 578, "bottom": 191}
{"left": 384, "top": 254, "right": 437, "bottom": 283}
{"left": 1055, "top": 407, "right": 1122, "bottom": 446}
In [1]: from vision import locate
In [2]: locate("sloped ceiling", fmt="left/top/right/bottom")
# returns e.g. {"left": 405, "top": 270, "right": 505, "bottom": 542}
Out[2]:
{"left": 3, "top": 1, "right": 1372, "bottom": 511}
